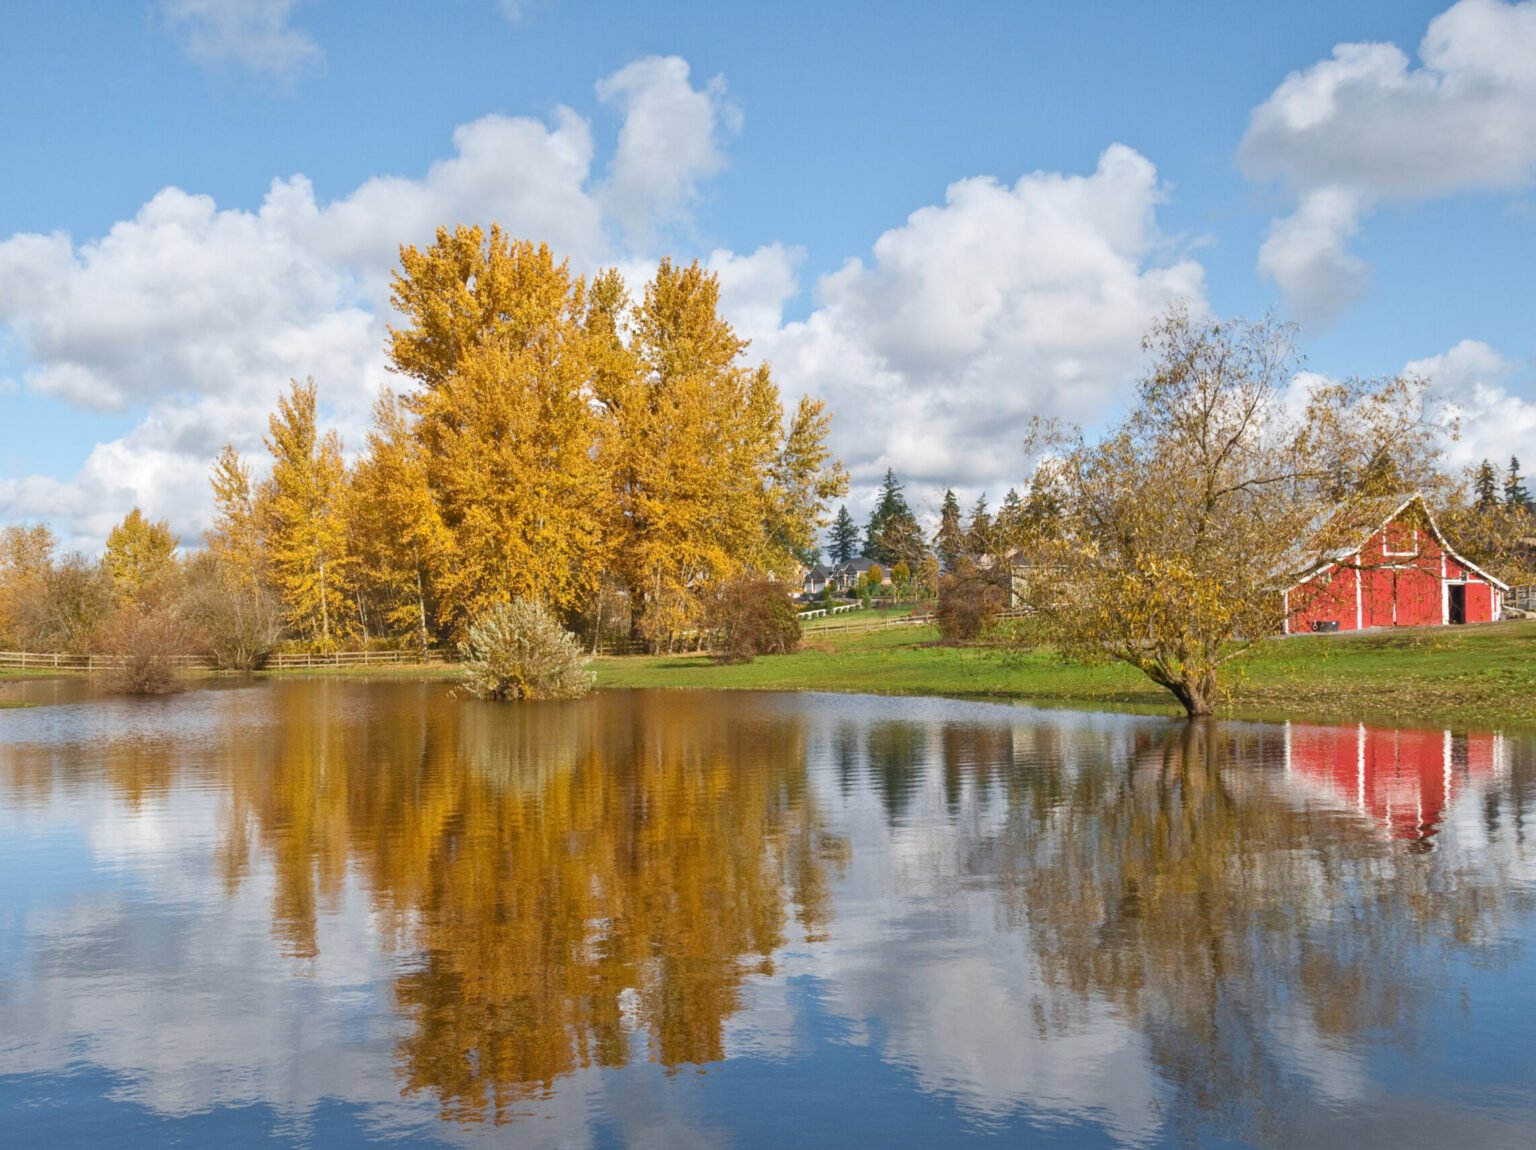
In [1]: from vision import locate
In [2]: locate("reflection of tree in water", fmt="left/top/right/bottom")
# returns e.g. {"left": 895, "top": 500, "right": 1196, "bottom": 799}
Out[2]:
{"left": 865, "top": 721, "right": 928, "bottom": 821}
{"left": 210, "top": 686, "right": 841, "bottom": 1124}
{"left": 973, "top": 720, "right": 1536, "bottom": 1147}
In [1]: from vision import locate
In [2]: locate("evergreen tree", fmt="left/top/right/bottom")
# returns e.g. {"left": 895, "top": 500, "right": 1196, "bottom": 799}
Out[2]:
{"left": 828, "top": 505, "right": 860, "bottom": 563}
{"left": 1505, "top": 457, "right": 1531, "bottom": 510}
{"left": 965, "top": 494, "right": 993, "bottom": 557}
{"left": 871, "top": 509, "right": 927, "bottom": 569}
{"left": 864, "top": 469, "right": 917, "bottom": 563}
{"left": 1474, "top": 459, "right": 1500, "bottom": 512}
{"left": 997, "top": 488, "right": 1026, "bottom": 554}
{"left": 934, "top": 489, "right": 964, "bottom": 571}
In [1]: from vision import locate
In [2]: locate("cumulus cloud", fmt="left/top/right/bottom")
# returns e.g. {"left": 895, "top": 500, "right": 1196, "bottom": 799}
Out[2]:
{"left": 706, "top": 243, "right": 803, "bottom": 348}
{"left": 0, "top": 58, "right": 726, "bottom": 549}
{"left": 1241, "top": 0, "right": 1536, "bottom": 324}
{"left": 162, "top": 0, "right": 323, "bottom": 80}
{"left": 758, "top": 144, "right": 1205, "bottom": 500}
{"left": 1405, "top": 339, "right": 1536, "bottom": 471}
{"left": 597, "top": 57, "right": 741, "bottom": 241}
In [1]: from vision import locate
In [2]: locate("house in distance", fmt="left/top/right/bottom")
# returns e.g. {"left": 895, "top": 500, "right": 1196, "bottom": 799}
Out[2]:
{"left": 1284, "top": 494, "right": 1508, "bottom": 633}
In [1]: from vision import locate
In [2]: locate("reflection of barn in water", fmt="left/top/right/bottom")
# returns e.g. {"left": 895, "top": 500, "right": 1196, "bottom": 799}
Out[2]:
{"left": 1282, "top": 722, "right": 1506, "bottom": 849}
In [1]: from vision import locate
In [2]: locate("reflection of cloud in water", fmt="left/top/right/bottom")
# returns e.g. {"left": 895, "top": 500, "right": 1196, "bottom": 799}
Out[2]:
{"left": 791, "top": 711, "right": 1165, "bottom": 1143}
{"left": 3, "top": 688, "right": 1536, "bottom": 1148}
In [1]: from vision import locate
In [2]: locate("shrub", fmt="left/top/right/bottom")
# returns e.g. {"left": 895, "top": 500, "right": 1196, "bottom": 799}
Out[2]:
{"left": 98, "top": 605, "right": 190, "bottom": 694}
{"left": 458, "top": 598, "right": 595, "bottom": 701}
{"left": 180, "top": 555, "right": 283, "bottom": 671}
{"left": 936, "top": 561, "right": 1006, "bottom": 642}
{"left": 704, "top": 574, "right": 802, "bottom": 663}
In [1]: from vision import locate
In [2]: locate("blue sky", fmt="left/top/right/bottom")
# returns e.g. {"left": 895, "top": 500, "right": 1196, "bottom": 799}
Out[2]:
{"left": 2, "top": 0, "right": 1534, "bottom": 548}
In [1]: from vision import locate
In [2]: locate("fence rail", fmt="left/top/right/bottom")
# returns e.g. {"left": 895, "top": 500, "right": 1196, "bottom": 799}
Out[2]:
{"left": 0, "top": 650, "right": 217, "bottom": 671}
{"left": 1509, "top": 585, "right": 1536, "bottom": 612}
{"left": 263, "top": 649, "right": 447, "bottom": 669}
{"left": 0, "top": 648, "right": 447, "bottom": 672}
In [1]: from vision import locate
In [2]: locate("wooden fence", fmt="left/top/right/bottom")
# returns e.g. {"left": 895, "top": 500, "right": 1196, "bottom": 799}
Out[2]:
{"left": 0, "top": 650, "right": 216, "bottom": 671}
{"left": 263, "top": 649, "right": 447, "bottom": 669}
{"left": 0, "top": 648, "right": 444, "bottom": 672}
{"left": 796, "top": 603, "right": 864, "bottom": 621}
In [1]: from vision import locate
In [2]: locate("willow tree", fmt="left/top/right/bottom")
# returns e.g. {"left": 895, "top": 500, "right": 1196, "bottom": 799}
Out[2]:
{"left": 1026, "top": 305, "right": 1438, "bottom": 717}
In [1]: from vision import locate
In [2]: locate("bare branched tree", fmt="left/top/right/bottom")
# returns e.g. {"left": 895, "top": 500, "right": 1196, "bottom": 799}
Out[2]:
{"left": 1024, "top": 304, "right": 1442, "bottom": 717}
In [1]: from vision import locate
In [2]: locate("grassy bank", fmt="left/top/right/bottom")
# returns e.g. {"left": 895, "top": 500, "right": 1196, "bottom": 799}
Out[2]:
{"left": 593, "top": 618, "right": 1536, "bottom": 729}
{"left": 10, "top": 616, "right": 1535, "bottom": 728}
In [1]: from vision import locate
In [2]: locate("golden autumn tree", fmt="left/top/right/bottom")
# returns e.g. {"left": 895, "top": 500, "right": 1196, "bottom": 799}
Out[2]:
{"left": 0, "top": 522, "right": 57, "bottom": 648}
{"left": 598, "top": 259, "right": 844, "bottom": 647}
{"left": 258, "top": 378, "right": 354, "bottom": 649}
{"left": 386, "top": 227, "right": 608, "bottom": 633}
{"left": 349, "top": 391, "right": 446, "bottom": 654}
{"left": 102, "top": 507, "right": 179, "bottom": 603}
{"left": 1025, "top": 305, "right": 1439, "bottom": 717}
{"left": 206, "top": 444, "right": 265, "bottom": 590}
{"left": 379, "top": 228, "right": 845, "bottom": 648}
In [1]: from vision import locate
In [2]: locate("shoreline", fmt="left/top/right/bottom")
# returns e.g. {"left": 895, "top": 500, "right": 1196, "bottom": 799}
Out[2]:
{"left": 7, "top": 618, "right": 1535, "bottom": 731}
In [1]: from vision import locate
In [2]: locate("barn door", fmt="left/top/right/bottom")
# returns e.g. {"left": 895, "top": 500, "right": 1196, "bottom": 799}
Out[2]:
{"left": 1449, "top": 583, "right": 1466, "bottom": 625}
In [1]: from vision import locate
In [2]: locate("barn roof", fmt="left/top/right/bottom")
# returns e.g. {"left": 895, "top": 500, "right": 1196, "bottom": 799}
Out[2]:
{"left": 1286, "top": 492, "right": 1509, "bottom": 592}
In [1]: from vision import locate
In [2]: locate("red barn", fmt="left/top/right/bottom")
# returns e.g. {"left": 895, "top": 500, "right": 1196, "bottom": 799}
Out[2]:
{"left": 1283, "top": 495, "right": 1507, "bottom": 633}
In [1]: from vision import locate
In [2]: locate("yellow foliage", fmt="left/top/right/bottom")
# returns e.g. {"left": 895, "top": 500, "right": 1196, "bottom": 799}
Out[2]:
{"left": 103, "top": 507, "right": 179, "bottom": 603}
{"left": 258, "top": 378, "right": 355, "bottom": 650}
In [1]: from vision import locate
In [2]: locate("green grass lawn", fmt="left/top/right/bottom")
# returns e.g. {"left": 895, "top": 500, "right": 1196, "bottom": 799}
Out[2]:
{"left": 594, "top": 619, "right": 1536, "bottom": 729}
{"left": 11, "top": 618, "right": 1535, "bottom": 728}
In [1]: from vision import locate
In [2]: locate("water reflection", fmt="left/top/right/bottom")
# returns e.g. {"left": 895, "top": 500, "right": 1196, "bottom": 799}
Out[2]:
{"left": 1, "top": 687, "right": 1534, "bottom": 1147}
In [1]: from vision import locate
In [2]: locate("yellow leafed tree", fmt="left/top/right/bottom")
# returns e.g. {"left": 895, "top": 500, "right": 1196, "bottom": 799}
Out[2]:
{"left": 349, "top": 391, "right": 447, "bottom": 654}
{"left": 258, "top": 378, "right": 354, "bottom": 649}
{"left": 206, "top": 444, "right": 266, "bottom": 590}
{"left": 386, "top": 227, "right": 607, "bottom": 631}
{"left": 103, "top": 507, "right": 179, "bottom": 603}
{"left": 598, "top": 259, "right": 842, "bottom": 647}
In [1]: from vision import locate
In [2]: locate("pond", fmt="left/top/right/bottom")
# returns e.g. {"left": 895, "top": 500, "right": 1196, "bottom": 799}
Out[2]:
{"left": 2, "top": 681, "right": 1534, "bottom": 1148}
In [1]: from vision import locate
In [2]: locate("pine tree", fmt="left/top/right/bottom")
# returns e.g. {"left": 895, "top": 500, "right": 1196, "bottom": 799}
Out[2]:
{"left": 873, "top": 510, "right": 927, "bottom": 569}
{"left": 828, "top": 505, "right": 860, "bottom": 563}
{"left": 1473, "top": 459, "right": 1500, "bottom": 512}
{"left": 965, "top": 494, "right": 993, "bottom": 557}
{"left": 864, "top": 469, "right": 914, "bottom": 563}
{"left": 934, "top": 489, "right": 964, "bottom": 571}
{"left": 996, "top": 488, "right": 1025, "bottom": 554}
{"left": 1504, "top": 457, "right": 1531, "bottom": 510}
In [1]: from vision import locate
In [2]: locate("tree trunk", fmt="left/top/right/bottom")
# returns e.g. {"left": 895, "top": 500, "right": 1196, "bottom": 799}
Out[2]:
{"left": 415, "top": 566, "right": 429, "bottom": 660}
{"left": 1171, "top": 670, "right": 1218, "bottom": 718}
{"left": 319, "top": 560, "right": 330, "bottom": 648}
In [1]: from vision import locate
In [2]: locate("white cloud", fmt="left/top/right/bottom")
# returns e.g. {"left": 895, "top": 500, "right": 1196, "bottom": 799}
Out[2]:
{"left": 759, "top": 144, "right": 1205, "bottom": 499}
{"left": 0, "top": 58, "right": 724, "bottom": 549}
{"left": 1405, "top": 339, "right": 1536, "bottom": 470}
{"left": 162, "top": 0, "right": 323, "bottom": 80}
{"left": 1, "top": 69, "right": 1200, "bottom": 552}
{"left": 1241, "top": 0, "right": 1536, "bottom": 323}
{"left": 597, "top": 57, "right": 741, "bottom": 241}
{"left": 706, "top": 243, "right": 803, "bottom": 348}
